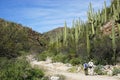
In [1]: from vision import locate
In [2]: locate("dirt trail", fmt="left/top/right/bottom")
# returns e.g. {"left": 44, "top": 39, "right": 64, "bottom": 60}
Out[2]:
{"left": 27, "top": 55, "right": 119, "bottom": 80}
{"left": 57, "top": 72, "right": 118, "bottom": 80}
{"left": 47, "top": 68, "right": 118, "bottom": 80}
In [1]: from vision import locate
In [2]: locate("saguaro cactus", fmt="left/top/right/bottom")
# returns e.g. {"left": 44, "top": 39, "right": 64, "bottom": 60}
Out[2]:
{"left": 117, "top": 0, "right": 120, "bottom": 10}
{"left": 116, "top": 0, "right": 120, "bottom": 35}
{"left": 88, "top": 3, "right": 95, "bottom": 35}
{"left": 104, "top": 1, "right": 107, "bottom": 23}
{"left": 75, "top": 22, "right": 79, "bottom": 54}
{"left": 111, "top": 21, "right": 116, "bottom": 64}
{"left": 75, "top": 21, "right": 79, "bottom": 45}
{"left": 86, "top": 26, "right": 90, "bottom": 59}
{"left": 63, "top": 21, "right": 67, "bottom": 46}
{"left": 113, "top": 3, "right": 120, "bottom": 36}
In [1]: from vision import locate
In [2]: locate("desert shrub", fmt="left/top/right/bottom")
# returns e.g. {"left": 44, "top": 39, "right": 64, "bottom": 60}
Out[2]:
{"left": 69, "top": 58, "right": 81, "bottom": 66}
{"left": 94, "top": 65, "right": 105, "bottom": 75}
{"left": 0, "top": 57, "right": 45, "bottom": 80}
{"left": 52, "top": 53, "right": 67, "bottom": 63}
{"left": 112, "top": 67, "right": 120, "bottom": 75}
{"left": 36, "top": 50, "right": 58, "bottom": 61}
{"left": 37, "top": 53, "right": 47, "bottom": 61}
{"left": 68, "top": 66, "right": 77, "bottom": 73}
{"left": 26, "top": 68, "right": 44, "bottom": 80}
{"left": 18, "top": 51, "right": 29, "bottom": 56}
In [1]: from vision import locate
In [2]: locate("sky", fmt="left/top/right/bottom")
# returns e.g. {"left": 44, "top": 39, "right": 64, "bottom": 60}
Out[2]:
{"left": 0, "top": 0, "right": 111, "bottom": 33}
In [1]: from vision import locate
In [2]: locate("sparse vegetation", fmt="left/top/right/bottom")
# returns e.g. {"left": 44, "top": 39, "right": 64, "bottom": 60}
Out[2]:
{"left": 94, "top": 65, "right": 106, "bottom": 75}
{"left": 0, "top": 0, "right": 120, "bottom": 79}
{"left": 46, "top": 0, "right": 120, "bottom": 65}
{"left": 68, "top": 66, "right": 78, "bottom": 73}
{"left": 0, "top": 57, "right": 45, "bottom": 80}
{"left": 112, "top": 67, "right": 120, "bottom": 75}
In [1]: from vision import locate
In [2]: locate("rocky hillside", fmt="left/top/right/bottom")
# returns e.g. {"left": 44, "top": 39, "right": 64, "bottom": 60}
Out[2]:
{"left": 43, "top": 27, "right": 64, "bottom": 39}
{"left": 0, "top": 18, "right": 47, "bottom": 58}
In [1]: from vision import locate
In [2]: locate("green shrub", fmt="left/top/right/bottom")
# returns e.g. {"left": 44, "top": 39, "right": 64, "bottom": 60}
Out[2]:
{"left": 68, "top": 66, "right": 77, "bottom": 73}
{"left": 37, "top": 53, "right": 47, "bottom": 61}
{"left": 69, "top": 58, "right": 81, "bottom": 66}
{"left": 18, "top": 51, "right": 29, "bottom": 56}
{"left": 36, "top": 51, "right": 57, "bottom": 61}
{"left": 52, "top": 53, "right": 67, "bottom": 63}
{"left": 112, "top": 67, "right": 120, "bottom": 75}
{"left": 26, "top": 68, "right": 44, "bottom": 80}
{"left": 94, "top": 65, "right": 105, "bottom": 75}
{"left": 0, "top": 57, "right": 45, "bottom": 80}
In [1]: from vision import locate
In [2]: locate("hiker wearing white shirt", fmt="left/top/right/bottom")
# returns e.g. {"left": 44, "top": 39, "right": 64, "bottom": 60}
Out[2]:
{"left": 88, "top": 60, "right": 94, "bottom": 75}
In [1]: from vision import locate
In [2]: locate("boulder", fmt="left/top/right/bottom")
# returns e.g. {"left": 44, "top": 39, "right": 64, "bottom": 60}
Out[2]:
{"left": 50, "top": 76, "right": 60, "bottom": 80}
{"left": 118, "top": 74, "right": 120, "bottom": 79}
{"left": 107, "top": 69, "right": 113, "bottom": 76}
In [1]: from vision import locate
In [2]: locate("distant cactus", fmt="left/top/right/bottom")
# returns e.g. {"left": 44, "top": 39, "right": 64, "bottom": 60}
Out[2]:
{"left": 113, "top": 1, "right": 120, "bottom": 36}
{"left": 104, "top": 1, "right": 107, "bottom": 23}
{"left": 75, "top": 20, "right": 79, "bottom": 45}
{"left": 111, "top": 21, "right": 116, "bottom": 64}
{"left": 86, "top": 26, "right": 90, "bottom": 59}
{"left": 63, "top": 21, "right": 67, "bottom": 46}
{"left": 87, "top": 3, "right": 95, "bottom": 35}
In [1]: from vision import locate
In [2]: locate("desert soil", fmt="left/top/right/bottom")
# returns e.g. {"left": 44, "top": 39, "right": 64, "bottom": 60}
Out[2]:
{"left": 27, "top": 55, "right": 119, "bottom": 80}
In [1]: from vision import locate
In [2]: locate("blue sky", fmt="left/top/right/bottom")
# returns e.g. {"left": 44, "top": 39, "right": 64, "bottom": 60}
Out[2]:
{"left": 0, "top": 0, "right": 111, "bottom": 33}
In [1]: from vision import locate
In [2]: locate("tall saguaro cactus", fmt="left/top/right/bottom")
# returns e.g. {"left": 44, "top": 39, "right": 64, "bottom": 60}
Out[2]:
{"left": 111, "top": 21, "right": 116, "bottom": 64}
{"left": 88, "top": 3, "right": 95, "bottom": 35}
{"left": 113, "top": 4, "right": 118, "bottom": 21}
{"left": 75, "top": 21, "right": 79, "bottom": 45}
{"left": 111, "top": 0, "right": 120, "bottom": 64}
{"left": 104, "top": 1, "right": 107, "bottom": 23}
{"left": 117, "top": 0, "right": 120, "bottom": 10}
{"left": 63, "top": 21, "right": 67, "bottom": 46}
{"left": 75, "top": 22, "right": 79, "bottom": 54}
{"left": 86, "top": 26, "right": 90, "bottom": 59}
{"left": 112, "top": 1, "right": 120, "bottom": 36}
{"left": 117, "top": 0, "right": 120, "bottom": 36}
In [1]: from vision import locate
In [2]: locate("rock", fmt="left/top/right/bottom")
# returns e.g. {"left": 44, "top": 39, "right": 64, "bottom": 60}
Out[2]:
{"left": 76, "top": 66, "right": 81, "bottom": 72}
{"left": 117, "top": 74, "right": 120, "bottom": 79}
{"left": 104, "top": 65, "right": 112, "bottom": 70}
{"left": 65, "top": 63, "right": 72, "bottom": 67}
{"left": 50, "top": 76, "right": 60, "bottom": 80}
{"left": 46, "top": 57, "right": 52, "bottom": 63}
{"left": 107, "top": 69, "right": 113, "bottom": 76}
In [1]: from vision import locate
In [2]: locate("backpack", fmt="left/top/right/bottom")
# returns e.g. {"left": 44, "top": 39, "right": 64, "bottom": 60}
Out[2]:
{"left": 83, "top": 63, "right": 88, "bottom": 69}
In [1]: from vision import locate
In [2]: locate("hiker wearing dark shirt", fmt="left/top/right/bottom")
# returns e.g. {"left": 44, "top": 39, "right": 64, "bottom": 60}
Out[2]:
{"left": 83, "top": 63, "right": 88, "bottom": 75}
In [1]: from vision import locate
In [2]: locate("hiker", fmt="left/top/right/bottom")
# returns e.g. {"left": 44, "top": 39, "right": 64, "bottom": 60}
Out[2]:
{"left": 88, "top": 60, "right": 94, "bottom": 75}
{"left": 83, "top": 63, "right": 88, "bottom": 75}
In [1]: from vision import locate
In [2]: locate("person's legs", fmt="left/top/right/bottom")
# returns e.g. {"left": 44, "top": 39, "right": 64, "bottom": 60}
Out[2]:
{"left": 85, "top": 68, "right": 88, "bottom": 75}
{"left": 89, "top": 67, "right": 93, "bottom": 75}
{"left": 90, "top": 68, "right": 92, "bottom": 75}
{"left": 88, "top": 68, "right": 90, "bottom": 75}
{"left": 91, "top": 68, "right": 94, "bottom": 75}
{"left": 90, "top": 67, "right": 94, "bottom": 75}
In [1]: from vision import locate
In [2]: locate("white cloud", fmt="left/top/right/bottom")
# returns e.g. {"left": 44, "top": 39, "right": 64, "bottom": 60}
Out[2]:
{"left": 0, "top": 0, "right": 111, "bottom": 33}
